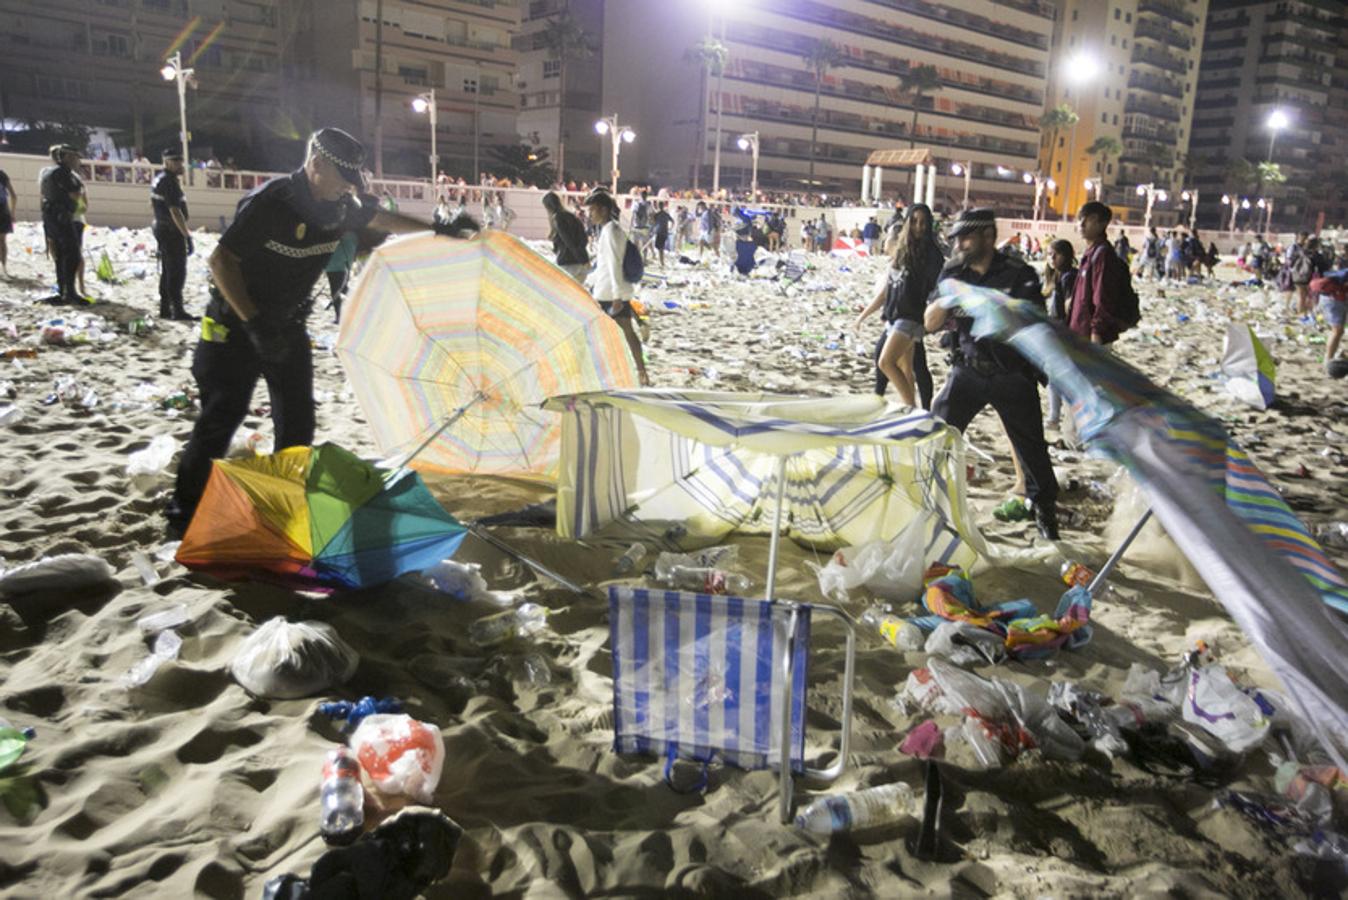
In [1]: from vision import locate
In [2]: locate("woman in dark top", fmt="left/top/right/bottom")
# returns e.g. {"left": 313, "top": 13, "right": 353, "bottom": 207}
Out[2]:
{"left": 1044, "top": 238, "right": 1077, "bottom": 429}
{"left": 854, "top": 203, "right": 944, "bottom": 407}
{"left": 542, "top": 191, "right": 589, "bottom": 282}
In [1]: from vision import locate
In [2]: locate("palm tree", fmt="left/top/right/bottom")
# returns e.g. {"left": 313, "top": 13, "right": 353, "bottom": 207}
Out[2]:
{"left": 686, "top": 37, "right": 729, "bottom": 191}
{"left": 1224, "top": 157, "right": 1258, "bottom": 195}
{"left": 898, "top": 64, "right": 941, "bottom": 149}
{"left": 542, "top": 13, "right": 594, "bottom": 183}
{"left": 1256, "top": 160, "right": 1286, "bottom": 197}
{"left": 1086, "top": 135, "right": 1122, "bottom": 196}
{"left": 1038, "top": 104, "right": 1078, "bottom": 217}
{"left": 801, "top": 38, "right": 846, "bottom": 188}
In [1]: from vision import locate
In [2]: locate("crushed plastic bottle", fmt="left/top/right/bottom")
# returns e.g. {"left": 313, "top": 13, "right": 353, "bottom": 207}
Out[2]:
{"left": 660, "top": 565, "right": 751, "bottom": 595}
{"left": 137, "top": 604, "right": 190, "bottom": 634}
{"left": 795, "top": 783, "right": 917, "bottom": 834}
{"left": 122, "top": 629, "right": 183, "bottom": 688}
{"left": 614, "top": 542, "right": 648, "bottom": 576}
{"left": 520, "top": 653, "right": 552, "bottom": 685}
{"left": 468, "top": 602, "right": 547, "bottom": 647}
{"left": 0, "top": 405, "right": 22, "bottom": 428}
{"left": 319, "top": 746, "right": 365, "bottom": 845}
{"left": 129, "top": 552, "right": 160, "bottom": 587}
{"left": 862, "top": 605, "right": 925, "bottom": 651}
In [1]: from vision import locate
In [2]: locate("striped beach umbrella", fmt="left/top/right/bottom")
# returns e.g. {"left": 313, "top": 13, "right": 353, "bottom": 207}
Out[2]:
{"left": 1220, "top": 323, "right": 1277, "bottom": 409}
{"left": 175, "top": 443, "right": 466, "bottom": 591}
{"left": 335, "top": 231, "right": 639, "bottom": 480}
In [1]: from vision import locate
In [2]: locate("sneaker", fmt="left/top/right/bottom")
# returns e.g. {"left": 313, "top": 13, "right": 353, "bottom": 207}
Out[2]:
{"left": 1035, "top": 500, "right": 1060, "bottom": 541}
{"left": 993, "top": 497, "right": 1031, "bottom": 522}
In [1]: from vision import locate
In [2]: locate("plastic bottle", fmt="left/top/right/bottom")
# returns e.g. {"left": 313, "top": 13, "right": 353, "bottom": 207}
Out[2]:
{"left": 468, "top": 602, "right": 547, "bottom": 647}
{"left": 663, "top": 565, "right": 751, "bottom": 595}
{"left": 794, "top": 783, "right": 917, "bottom": 834}
{"left": 1061, "top": 561, "right": 1094, "bottom": 588}
{"left": 319, "top": 746, "right": 365, "bottom": 845}
{"left": 614, "top": 542, "right": 648, "bottom": 575}
{"left": 0, "top": 406, "right": 23, "bottom": 428}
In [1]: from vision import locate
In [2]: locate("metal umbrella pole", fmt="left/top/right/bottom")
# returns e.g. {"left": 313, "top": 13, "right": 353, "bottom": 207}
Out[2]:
{"left": 1087, "top": 508, "right": 1152, "bottom": 596}
{"left": 765, "top": 455, "right": 790, "bottom": 601}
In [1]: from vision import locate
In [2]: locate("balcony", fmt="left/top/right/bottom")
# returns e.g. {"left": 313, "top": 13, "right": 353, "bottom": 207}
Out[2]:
{"left": 1128, "top": 70, "right": 1183, "bottom": 100}
{"left": 1138, "top": 0, "right": 1194, "bottom": 28}
{"left": 1124, "top": 96, "right": 1181, "bottom": 122}
{"left": 1134, "top": 16, "right": 1192, "bottom": 51}
{"left": 1122, "top": 122, "right": 1178, "bottom": 144}
{"left": 859, "top": 0, "right": 1049, "bottom": 51}
{"left": 1131, "top": 44, "right": 1188, "bottom": 76}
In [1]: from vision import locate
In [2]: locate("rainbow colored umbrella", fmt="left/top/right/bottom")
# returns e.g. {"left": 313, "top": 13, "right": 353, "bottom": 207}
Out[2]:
{"left": 1221, "top": 323, "right": 1276, "bottom": 409}
{"left": 175, "top": 443, "right": 466, "bottom": 591}
{"left": 335, "top": 230, "right": 639, "bottom": 480}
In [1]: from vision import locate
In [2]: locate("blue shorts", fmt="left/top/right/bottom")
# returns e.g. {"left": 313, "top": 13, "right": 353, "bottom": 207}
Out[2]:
{"left": 885, "top": 319, "right": 924, "bottom": 340}
{"left": 1319, "top": 295, "right": 1346, "bottom": 329}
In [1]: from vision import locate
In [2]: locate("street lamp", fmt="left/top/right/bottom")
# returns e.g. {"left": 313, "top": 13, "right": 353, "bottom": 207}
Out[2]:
{"left": 1266, "top": 108, "right": 1290, "bottom": 161}
{"left": 1024, "top": 171, "right": 1054, "bottom": 222}
{"left": 1083, "top": 177, "right": 1099, "bottom": 201}
{"left": 736, "top": 131, "right": 760, "bottom": 199}
{"left": 160, "top": 51, "right": 196, "bottom": 184}
{"left": 1221, "top": 194, "right": 1240, "bottom": 233}
{"left": 595, "top": 115, "right": 635, "bottom": 193}
{"left": 950, "top": 161, "right": 972, "bottom": 209}
{"left": 411, "top": 89, "right": 438, "bottom": 183}
{"left": 1136, "top": 182, "right": 1165, "bottom": 232}
{"left": 1257, "top": 196, "right": 1274, "bottom": 233}
{"left": 1060, "top": 51, "right": 1100, "bottom": 220}
{"left": 1180, "top": 189, "right": 1199, "bottom": 231}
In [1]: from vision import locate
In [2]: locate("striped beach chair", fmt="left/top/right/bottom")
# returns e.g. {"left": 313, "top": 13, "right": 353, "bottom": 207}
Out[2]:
{"left": 608, "top": 586, "right": 856, "bottom": 823}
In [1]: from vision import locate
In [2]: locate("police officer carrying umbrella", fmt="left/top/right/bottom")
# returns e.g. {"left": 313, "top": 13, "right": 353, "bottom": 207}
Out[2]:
{"left": 165, "top": 128, "right": 475, "bottom": 535}
{"left": 38, "top": 143, "right": 86, "bottom": 305}
{"left": 151, "top": 148, "right": 195, "bottom": 320}
{"left": 923, "top": 208, "right": 1060, "bottom": 540}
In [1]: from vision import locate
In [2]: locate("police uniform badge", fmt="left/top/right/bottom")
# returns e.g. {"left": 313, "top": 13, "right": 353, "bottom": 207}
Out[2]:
{"left": 296, "top": 223, "right": 307, "bottom": 240}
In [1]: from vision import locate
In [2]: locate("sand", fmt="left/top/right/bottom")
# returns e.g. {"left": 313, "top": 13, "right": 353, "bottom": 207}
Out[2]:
{"left": 1, "top": 222, "right": 1345, "bottom": 898}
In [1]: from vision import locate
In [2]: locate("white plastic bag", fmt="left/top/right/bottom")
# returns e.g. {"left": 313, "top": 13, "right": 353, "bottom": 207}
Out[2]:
{"left": 924, "top": 621, "right": 1007, "bottom": 666}
{"left": 421, "top": 559, "right": 497, "bottom": 603}
{"left": 126, "top": 434, "right": 178, "bottom": 477}
{"left": 348, "top": 714, "right": 444, "bottom": 803}
{"left": 0, "top": 554, "right": 115, "bottom": 596}
{"left": 814, "top": 515, "right": 929, "bottom": 603}
{"left": 1181, "top": 665, "right": 1273, "bottom": 753}
{"left": 230, "top": 618, "right": 359, "bottom": 699}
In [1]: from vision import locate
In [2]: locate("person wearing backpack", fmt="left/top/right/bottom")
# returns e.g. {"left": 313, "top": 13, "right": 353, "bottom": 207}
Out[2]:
{"left": 584, "top": 188, "right": 650, "bottom": 385}
{"left": 1292, "top": 235, "right": 1322, "bottom": 315}
{"left": 1071, "top": 201, "right": 1136, "bottom": 347}
{"left": 631, "top": 190, "right": 653, "bottom": 259}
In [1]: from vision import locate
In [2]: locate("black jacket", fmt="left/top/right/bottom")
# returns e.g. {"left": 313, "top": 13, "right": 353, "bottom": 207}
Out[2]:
{"left": 550, "top": 209, "right": 589, "bottom": 266}
{"left": 881, "top": 238, "right": 946, "bottom": 324}
{"left": 938, "top": 251, "right": 1044, "bottom": 375}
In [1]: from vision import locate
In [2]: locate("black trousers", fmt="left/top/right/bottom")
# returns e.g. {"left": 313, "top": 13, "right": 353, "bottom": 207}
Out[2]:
{"left": 156, "top": 226, "right": 187, "bottom": 314}
{"left": 172, "top": 329, "right": 314, "bottom": 518}
{"left": 44, "top": 216, "right": 82, "bottom": 300}
{"left": 873, "top": 331, "right": 933, "bottom": 409}
{"left": 933, "top": 364, "right": 1058, "bottom": 507}
{"left": 327, "top": 270, "right": 348, "bottom": 323}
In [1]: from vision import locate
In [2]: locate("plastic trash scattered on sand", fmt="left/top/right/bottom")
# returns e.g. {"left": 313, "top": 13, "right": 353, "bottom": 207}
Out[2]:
{"left": 348, "top": 714, "right": 445, "bottom": 803}
{"left": 812, "top": 516, "right": 928, "bottom": 603}
{"left": 862, "top": 605, "right": 925, "bottom": 651}
{"left": 795, "top": 783, "right": 917, "bottom": 834}
{"left": 319, "top": 696, "right": 404, "bottom": 732}
{"left": 319, "top": 746, "right": 365, "bottom": 845}
{"left": 0, "top": 554, "right": 116, "bottom": 596}
{"left": 129, "top": 552, "right": 160, "bottom": 587}
{"left": 231, "top": 618, "right": 360, "bottom": 699}
{"left": 1180, "top": 664, "right": 1274, "bottom": 753}
{"left": 0, "top": 405, "right": 22, "bottom": 427}
{"left": 1047, "top": 681, "right": 1128, "bottom": 757}
{"left": 421, "top": 559, "right": 501, "bottom": 603}
{"left": 137, "top": 604, "right": 190, "bottom": 634}
{"left": 127, "top": 435, "right": 178, "bottom": 477}
{"left": 613, "top": 542, "right": 648, "bottom": 575}
{"left": 0, "top": 718, "right": 35, "bottom": 774}
{"left": 468, "top": 602, "right": 547, "bottom": 647}
{"left": 122, "top": 629, "right": 183, "bottom": 688}
{"left": 899, "top": 720, "right": 945, "bottom": 760}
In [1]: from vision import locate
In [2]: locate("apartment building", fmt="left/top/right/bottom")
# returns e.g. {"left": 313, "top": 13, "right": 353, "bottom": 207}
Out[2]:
{"left": 513, "top": 0, "right": 603, "bottom": 184}
{"left": 0, "top": 0, "right": 288, "bottom": 166}
{"left": 1190, "top": 0, "right": 1348, "bottom": 232}
{"left": 602, "top": 0, "right": 1056, "bottom": 211}
{"left": 289, "top": 0, "right": 520, "bottom": 180}
{"left": 1044, "top": 0, "right": 1208, "bottom": 226}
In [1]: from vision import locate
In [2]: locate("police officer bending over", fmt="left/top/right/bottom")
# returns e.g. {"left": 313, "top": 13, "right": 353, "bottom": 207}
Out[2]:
{"left": 923, "top": 208, "right": 1060, "bottom": 540}
{"left": 166, "top": 128, "right": 474, "bottom": 535}
{"left": 152, "top": 148, "right": 195, "bottom": 321}
{"left": 38, "top": 144, "right": 86, "bottom": 305}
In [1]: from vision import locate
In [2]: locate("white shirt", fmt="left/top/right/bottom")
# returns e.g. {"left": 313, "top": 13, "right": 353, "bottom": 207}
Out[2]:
{"left": 586, "top": 220, "right": 635, "bottom": 301}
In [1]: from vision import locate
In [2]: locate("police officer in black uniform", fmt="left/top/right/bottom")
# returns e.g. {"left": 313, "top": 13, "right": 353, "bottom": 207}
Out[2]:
{"left": 923, "top": 208, "right": 1060, "bottom": 540}
{"left": 166, "top": 128, "right": 474, "bottom": 535}
{"left": 38, "top": 143, "right": 86, "bottom": 305}
{"left": 151, "top": 148, "right": 195, "bottom": 320}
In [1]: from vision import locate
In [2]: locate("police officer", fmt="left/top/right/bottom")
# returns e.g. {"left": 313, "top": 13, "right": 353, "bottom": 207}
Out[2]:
{"left": 151, "top": 148, "right": 195, "bottom": 320}
{"left": 923, "top": 208, "right": 1060, "bottom": 540}
{"left": 165, "top": 128, "right": 474, "bottom": 535}
{"left": 38, "top": 143, "right": 86, "bottom": 304}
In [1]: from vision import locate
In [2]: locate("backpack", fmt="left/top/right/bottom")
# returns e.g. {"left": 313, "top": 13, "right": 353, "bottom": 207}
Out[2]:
{"left": 621, "top": 239, "right": 645, "bottom": 284}
{"left": 633, "top": 201, "right": 651, "bottom": 229}
{"left": 1292, "top": 251, "right": 1315, "bottom": 282}
{"left": 1115, "top": 276, "right": 1142, "bottom": 330}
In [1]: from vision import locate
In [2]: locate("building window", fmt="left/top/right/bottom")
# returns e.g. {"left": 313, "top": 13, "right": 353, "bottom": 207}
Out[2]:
{"left": 1125, "top": 12, "right": 1131, "bottom": 22}
{"left": 1108, "top": 163, "right": 1114, "bottom": 174}
{"left": 1058, "top": 136, "right": 1065, "bottom": 148}
{"left": 463, "top": 77, "right": 479, "bottom": 94}
{"left": 399, "top": 65, "right": 429, "bottom": 86}
{"left": 543, "top": 59, "right": 561, "bottom": 78}
{"left": 1072, "top": 9, "right": 1078, "bottom": 19}
{"left": 92, "top": 32, "right": 131, "bottom": 57}
{"left": 1122, "top": 39, "right": 1128, "bottom": 48}
{"left": 1110, "top": 35, "right": 1117, "bottom": 45}
{"left": 1056, "top": 161, "right": 1063, "bottom": 173}
{"left": 1113, "top": 114, "right": 1119, "bottom": 124}
{"left": 1102, "top": 112, "right": 1108, "bottom": 122}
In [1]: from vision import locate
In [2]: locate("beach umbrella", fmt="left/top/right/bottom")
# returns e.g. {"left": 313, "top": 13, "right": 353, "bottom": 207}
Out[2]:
{"left": 829, "top": 236, "right": 869, "bottom": 258}
{"left": 1220, "top": 323, "right": 1276, "bottom": 409}
{"left": 935, "top": 279, "right": 1348, "bottom": 766}
{"left": 335, "top": 230, "right": 639, "bottom": 480}
{"left": 175, "top": 443, "right": 466, "bottom": 592}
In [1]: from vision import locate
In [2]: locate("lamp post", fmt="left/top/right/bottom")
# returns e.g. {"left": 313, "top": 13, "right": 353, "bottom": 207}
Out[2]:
{"left": 1136, "top": 183, "right": 1166, "bottom": 232}
{"left": 1257, "top": 197, "right": 1273, "bottom": 234}
{"left": 1060, "top": 51, "right": 1101, "bottom": 221}
{"left": 950, "top": 161, "right": 972, "bottom": 209}
{"left": 595, "top": 114, "right": 635, "bottom": 194}
{"left": 1084, "top": 178, "right": 1098, "bottom": 201}
{"left": 736, "top": 131, "right": 760, "bottom": 199}
{"left": 411, "top": 88, "right": 438, "bottom": 183}
{"left": 160, "top": 51, "right": 195, "bottom": 184}
{"left": 1180, "top": 189, "right": 1198, "bottom": 231}
{"left": 710, "top": 13, "right": 728, "bottom": 194}
{"left": 1266, "top": 108, "right": 1289, "bottom": 162}
{"left": 1024, "top": 171, "right": 1054, "bottom": 223}
{"left": 1221, "top": 194, "right": 1239, "bottom": 233}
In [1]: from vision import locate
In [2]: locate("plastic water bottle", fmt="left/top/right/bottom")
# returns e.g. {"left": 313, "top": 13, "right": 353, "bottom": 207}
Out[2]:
{"left": 664, "top": 566, "right": 751, "bottom": 595}
{"left": 469, "top": 602, "right": 547, "bottom": 647}
{"left": 319, "top": 746, "right": 364, "bottom": 845}
{"left": 614, "top": 542, "right": 648, "bottom": 575}
{"left": 794, "top": 783, "right": 917, "bottom": 834}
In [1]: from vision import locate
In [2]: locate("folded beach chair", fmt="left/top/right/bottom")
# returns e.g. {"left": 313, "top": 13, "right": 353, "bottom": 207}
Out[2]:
{"left": 608, "top": 585, "right": 855, "bottom": 823}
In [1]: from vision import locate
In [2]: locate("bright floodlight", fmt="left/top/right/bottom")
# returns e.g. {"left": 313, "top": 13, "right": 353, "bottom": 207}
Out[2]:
{"left": 1157, "top": 191, "right": 1168, "bottom": 202}
{"left": 161, "top": 63, "right": 177, "bottom": 81}
{"left": 1256, "top": 198, "right": 1266, "bottom": 208}
{"left": 594, "top": 120, "right": 610, "bottom": 135}
{"left": 950, "top": 163, "right": 963, "bottom": 175}
{"left": 1022, "top": 172, "right": 1033, "bottom": 184}
{"left": 1241, "top": 199, "right": 1251, "bottom": 209}
{"left": 1222, "top": 194, "right": 1231, "bottom": 204}
{"left": 411, "top": 96, "right": 430, "bottom": 114}
{"left": 1065, "top": 52, "right": 1102, "bottom": 84}
{"left": 1046, "top": 178, "right": 1056, "bottom": 190}
{"left": 1181, "top": 190, "right": 1191, "bottom": 201}
{"left": 1083, "top": 178, "right": 1093, "bottom": 190}
{"left": 1136, "top": 184, "right": 1147, "bottom": 196}
{"left": 996, "top": 165, "right": 1010, "bottom": 176}
{"left": 620, "top": 128, "right": 636, "bottom": 143}
{"left": 1268, "top": 109, "right": 1290, "bottom": 131}
{"left": 738, "top": 137, "right": 750, "bottom": 151}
